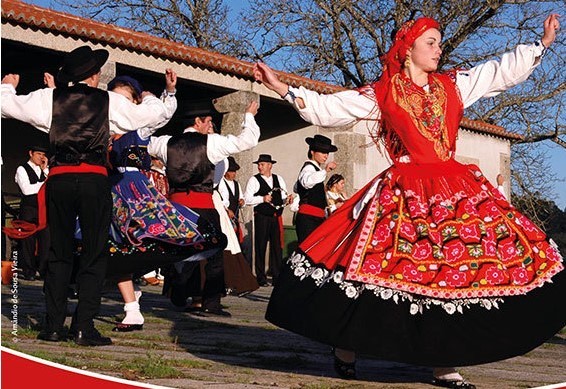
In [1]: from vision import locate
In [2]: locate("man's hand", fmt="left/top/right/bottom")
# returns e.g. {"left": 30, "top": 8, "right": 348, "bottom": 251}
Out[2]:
{"left": 325, "top": 161, "right": 337, "bottom": 172}
{"left": 165, "top": 68, "right": 177, "bottom": 93}
{"left": 2, "top": 74, "right": 20, "bottom": 89}
{"left": 44, "top": 72, "right": 56, "bottom": 88}
{"left": 40, "top": 156, "right": 48, "bottom": 170}
{"left": 246, "top": 100, "right": 260, "bottom": 116}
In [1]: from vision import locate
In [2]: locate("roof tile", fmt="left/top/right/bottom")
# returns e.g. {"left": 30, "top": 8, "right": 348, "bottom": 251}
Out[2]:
{"left": 1, "top": 0, "right": 523, "bottom": 140}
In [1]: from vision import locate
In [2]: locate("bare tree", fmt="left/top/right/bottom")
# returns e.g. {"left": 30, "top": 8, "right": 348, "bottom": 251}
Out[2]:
{"left": 54, "top": 0, "right": 564, "bottom": 214}
{"left": 56, "top": 0, "right": 242, "bottom": 53}
{"left": 239, "top": 0, "right": 564, "bottom": 222}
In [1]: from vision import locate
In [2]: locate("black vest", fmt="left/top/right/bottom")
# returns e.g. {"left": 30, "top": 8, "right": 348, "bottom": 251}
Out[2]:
{"left": 253, "top": 174, "right": 284, "bottom": 216}
{"left": 222, "top": 178, "right": 240, "bottom": 217}
{"left": 50, "top": 84, "right": 110, "bottom": 167}
{"left": 19, "top": 163, "right": 46, "bottom": 208}
{"left": 296, "top": 161, "right": 327, "bottom": 209}
{"left": 166, "top": 132, "right": 215, "bottom": 194}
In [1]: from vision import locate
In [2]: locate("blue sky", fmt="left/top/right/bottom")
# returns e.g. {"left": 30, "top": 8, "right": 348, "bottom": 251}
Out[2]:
{"left": 19, "top": 0, "right": 566, "bottom": 209}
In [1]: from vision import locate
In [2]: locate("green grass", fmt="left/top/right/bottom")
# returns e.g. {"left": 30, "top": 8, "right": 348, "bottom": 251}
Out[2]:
{"left": 119, "top": 353, "right": 184, "bottom": 379}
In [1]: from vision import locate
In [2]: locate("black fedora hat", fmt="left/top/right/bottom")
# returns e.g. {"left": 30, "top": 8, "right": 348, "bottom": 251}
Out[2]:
{"left": 182, "top": 100, "right": 218, "bottom": 118}
{"left": 227, "top": 156, "right": 240, "bottom": 172}
{"left": 29, "top": 144, "right": 49, "bottom": 153}
{"left": 56, "top": 46, "right": 109, "bottom": 84}
{"left": 305, "top": 134, "right": 337, "bottom": 153}
{"left": 253, "top": 154, "right": 277, "bottom": 164}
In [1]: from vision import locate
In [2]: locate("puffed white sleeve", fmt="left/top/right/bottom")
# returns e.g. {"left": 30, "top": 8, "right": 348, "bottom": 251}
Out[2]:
{"left": 456, "top": 41, "right": 546, "bottom": 108}
{"left": 109, "top": 92, "right": 177, "bottom": 135}
{"left": 1, "top": 85, "right": 53, "bottom": 132}
{"left": 284, "top": 85, "right": 379, "bottom": 127}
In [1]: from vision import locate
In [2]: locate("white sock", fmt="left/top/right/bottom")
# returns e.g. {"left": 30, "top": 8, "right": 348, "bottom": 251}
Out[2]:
{"left": 433, "top": 367, "right": 463, "bottom": 381}
{"left": 134, "top": 289, "right": 142, "bottom": 302}
{"left": 122, "top": 301, "right": 144, "bottom": 325}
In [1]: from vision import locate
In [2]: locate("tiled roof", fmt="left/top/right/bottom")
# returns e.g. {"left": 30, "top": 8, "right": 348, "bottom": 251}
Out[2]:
{"left": 2, "top": 0, "right": 523, "bottom": 141}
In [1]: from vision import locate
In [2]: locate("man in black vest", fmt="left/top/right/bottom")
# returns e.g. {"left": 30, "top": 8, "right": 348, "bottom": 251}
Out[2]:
{"left": 295, "top": 135, "right": 338, "bottom": 244}
{"left": 15, "top": 145, "right": 50, "bottom": 280}
{"left": 149, "top": 100, "right": 260, "bottom": 316}
{"left": 2, "top": 45, "right": 178, "bottom": 345}
{"left": 243, "top": 154, "right": 291, "bottom": 286}
{"left": 217, "top": 156, "right": 245, "bottom": 235}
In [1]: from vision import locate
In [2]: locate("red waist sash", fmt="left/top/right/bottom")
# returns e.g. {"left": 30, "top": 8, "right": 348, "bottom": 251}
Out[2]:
{"left": 170, "top": 191, "right": 214, "bottom": 209}
{"left": 3, "top": 163, "right": 108, "bottom": 239}
{"left": 298, "top": 204, "right": 326, "bottom": 218}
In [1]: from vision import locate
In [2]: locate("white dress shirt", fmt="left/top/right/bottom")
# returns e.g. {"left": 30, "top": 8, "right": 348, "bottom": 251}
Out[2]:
{"left": 244, "top": 173, "right": 289, "bottom": 207}
{"left": 15, "top": 160, "right": 49, "bottom": 195}
{"left": 217, "top": 178, "right": 244, "bottom": 209}
{"left": 148, "top": 112, "right": 260, "bottom": 165}
{"left": 283, "top": 42, "right": 546, "bottom": 127}
{"left": 297, "top": 159, "right": 327, "bottom": 190}
{"left": 1, "top": 84, "right": 177, "bottom": 137}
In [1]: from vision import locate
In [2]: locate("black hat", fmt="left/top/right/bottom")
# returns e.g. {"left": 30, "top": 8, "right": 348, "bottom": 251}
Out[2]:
{"left": 29, "top": 145, "right": 48, "bottom": 153}
{"left": 305, "top": 134, "right": 337, "bottom": 153}
{"left": 182, "top": 100, "right": 217, "bottom": 118}
{"left": 253, "top": 154, "right": 277, "bottom": 164}
{"left": 56, "top": 46, "right": 109, "bottom": 84}
{"left": 227, "top": 156, "right": 240, "bottom": 172}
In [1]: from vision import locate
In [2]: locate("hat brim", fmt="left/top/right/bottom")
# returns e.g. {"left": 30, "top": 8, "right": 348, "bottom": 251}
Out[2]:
{"left": 306, "top": 137, "right": 337, "bottom": 153}
{"left": 227, "top": 164, "right": 240, "bottom": 171}
{"left": 57, "top": 49, "right": 109, "bottom": 84}
{"left": 311, "top": 145, "right": 338, "bottom": 153}
{"left": 253, "top": 160, "right": 276, "bottom": 164}
{"left": 30, "top": 147, "right": 48, "bottom": 153}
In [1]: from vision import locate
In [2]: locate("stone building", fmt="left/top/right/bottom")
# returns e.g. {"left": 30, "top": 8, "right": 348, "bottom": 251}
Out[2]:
{"left": 1, "top": 0, "right": 522, "bottom": 254}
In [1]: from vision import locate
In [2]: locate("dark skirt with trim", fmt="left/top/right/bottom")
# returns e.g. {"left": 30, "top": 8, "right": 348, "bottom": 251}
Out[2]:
{"left": 266, "top": 254, "right": 566, "bottom": 366}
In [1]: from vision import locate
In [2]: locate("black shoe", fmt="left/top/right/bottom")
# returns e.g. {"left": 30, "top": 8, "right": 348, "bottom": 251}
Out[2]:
{"left": 74, "top": 328, "right": 112, "bottom": 346}
{"left": 431, "top": 378, "right": 476, "bottom": 389}
{"left": 112, "top": 323, "right": 143, "bottom": 332}
{"left": 21, "top": 270, "right": 36, "bottom": 281}
{"left": 258, "top": 281, "right": 271, "bottom": 287}
{"left": 37, "top": 330, "right": 65, "bottom": 342}
{"left": 333, "top": 352, "right": 356, "bottom": 379}
{"left": 201, "top": 307, "right": 232, "bottom": 317}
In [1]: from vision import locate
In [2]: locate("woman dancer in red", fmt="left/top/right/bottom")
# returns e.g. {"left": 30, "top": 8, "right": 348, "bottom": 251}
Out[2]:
{"left": 254, "top": 14, "right": 564, "bottom": 388}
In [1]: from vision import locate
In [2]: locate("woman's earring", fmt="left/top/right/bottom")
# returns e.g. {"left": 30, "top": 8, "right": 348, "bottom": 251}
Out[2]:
{"left": 404, "top": 56, "right": 411, "bottom": 68}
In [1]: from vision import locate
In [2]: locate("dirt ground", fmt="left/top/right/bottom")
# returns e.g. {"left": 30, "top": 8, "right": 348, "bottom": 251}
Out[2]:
{"left": 2, "top": 277, "right": 565, "bottom": 389}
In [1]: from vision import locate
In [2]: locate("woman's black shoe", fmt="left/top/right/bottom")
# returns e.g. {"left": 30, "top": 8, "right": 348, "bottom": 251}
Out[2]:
{"left": 333, "top": 352, "right": 356, "bottom": 379}
{"left": 432, "top": 378, "right": 476, "bottom": 389}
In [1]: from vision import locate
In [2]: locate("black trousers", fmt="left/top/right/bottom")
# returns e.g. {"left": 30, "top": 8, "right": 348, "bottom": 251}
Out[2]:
{"left": 19, "top": 204, "right": 50, "bottom": 277}
{"left": 295, "top": 213, "right": 325, "bottom": 245}
{"left": 254, "top": 212, "right": 282, "bottom": 284}
{"left": 44, "top": 173, "right": 111, "bottom": 333}
{"left": 165, "top": 207, "right": 226, "bottom": 309}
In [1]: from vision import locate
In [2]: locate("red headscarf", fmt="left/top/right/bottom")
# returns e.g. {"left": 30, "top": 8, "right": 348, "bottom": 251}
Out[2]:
{"left": 366, "top": 17, "right": 444, "bottom": 160}
{"left": 380, "top": 17, "right": 440, "bottom": 81}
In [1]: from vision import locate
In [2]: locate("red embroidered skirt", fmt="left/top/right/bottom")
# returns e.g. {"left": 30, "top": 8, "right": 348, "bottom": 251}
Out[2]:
{"left": 266, "top": 160, "right": 565, "bottom": 366}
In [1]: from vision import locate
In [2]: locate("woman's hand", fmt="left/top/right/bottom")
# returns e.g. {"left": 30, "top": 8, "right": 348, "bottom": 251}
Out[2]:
{"left": 541, "top": 13, "right": 560, "bottom": 48}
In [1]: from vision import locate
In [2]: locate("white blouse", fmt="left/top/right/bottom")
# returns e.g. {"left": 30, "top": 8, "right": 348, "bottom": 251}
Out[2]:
{"left": 283, "top": 42, "right": 546, "bottom": 128}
